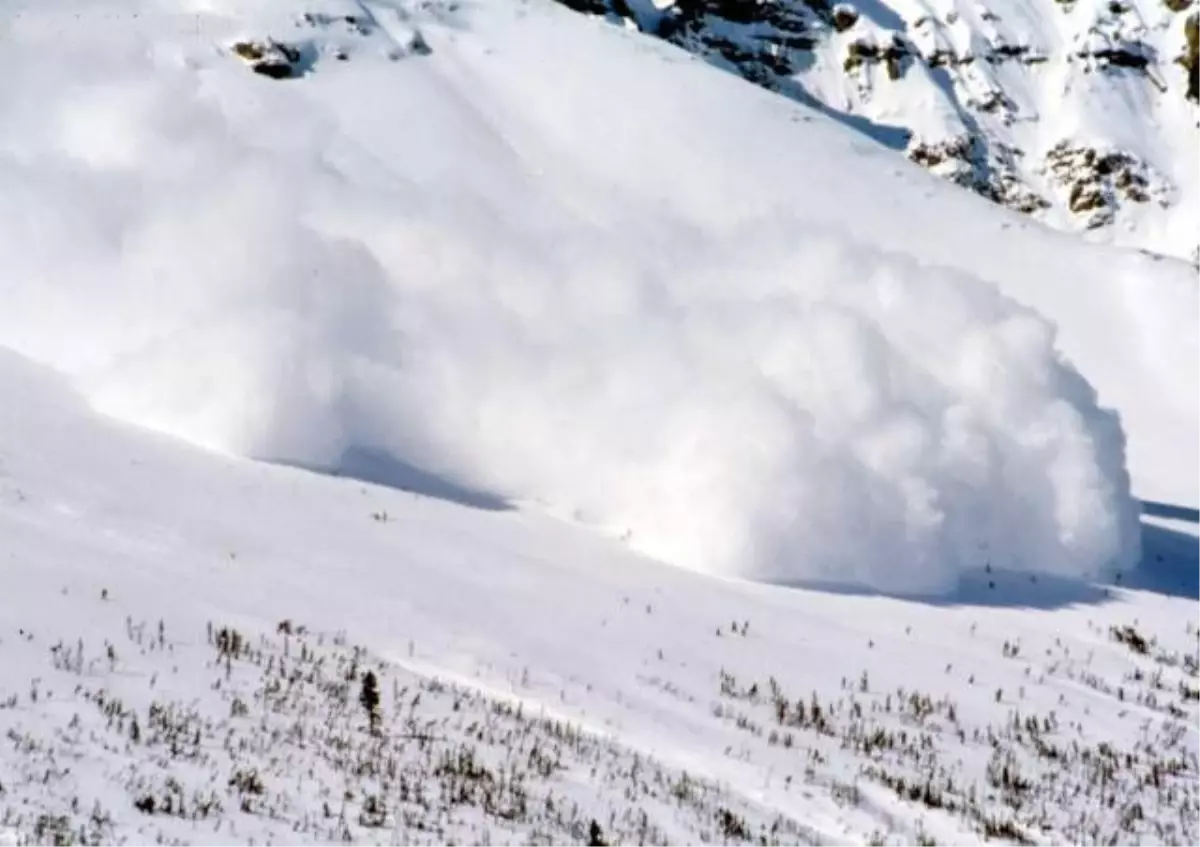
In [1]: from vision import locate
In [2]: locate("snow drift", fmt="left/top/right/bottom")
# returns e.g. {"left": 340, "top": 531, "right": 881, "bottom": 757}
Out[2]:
{"left": 0, "top": 0, "right": 1147, "bottom": 593}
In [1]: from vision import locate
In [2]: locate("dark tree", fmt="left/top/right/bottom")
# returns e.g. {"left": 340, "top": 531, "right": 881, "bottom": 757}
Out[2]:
{"left": 360, "top": 670, "right": 381, "bottom": 733}
{"left": 587, "top": 819, "right": 607, "bottom": 847}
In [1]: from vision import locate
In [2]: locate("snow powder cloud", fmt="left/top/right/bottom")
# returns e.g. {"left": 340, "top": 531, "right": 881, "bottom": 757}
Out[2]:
{"left": 0, "top": 9, "right": 1140, "bottom": 595}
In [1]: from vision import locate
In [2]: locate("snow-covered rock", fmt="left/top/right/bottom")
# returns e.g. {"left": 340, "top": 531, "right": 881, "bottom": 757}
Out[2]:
{"left": 566, "top": 0, "right": 1200, "bottom": 261}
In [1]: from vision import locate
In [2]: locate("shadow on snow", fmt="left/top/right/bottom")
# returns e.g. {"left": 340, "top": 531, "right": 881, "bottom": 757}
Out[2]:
{"left": 774, "top": 502, "right": 1199, "bottom": 608}
{"left": 1125, "top": 507, "right": 1199, "bottom": 600}
{"left": 282, "top": 446, "right": 511, "bottom": 512}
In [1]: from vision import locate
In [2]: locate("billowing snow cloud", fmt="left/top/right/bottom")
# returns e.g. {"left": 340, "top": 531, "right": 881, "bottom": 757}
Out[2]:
{"left": 0, "top": 6, "right": 1140, "bottom": 594}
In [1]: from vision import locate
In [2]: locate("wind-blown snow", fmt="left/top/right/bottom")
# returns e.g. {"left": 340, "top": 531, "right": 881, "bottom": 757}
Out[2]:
{"left": 0, "top": 0, "right": 1169, "bottom": 592}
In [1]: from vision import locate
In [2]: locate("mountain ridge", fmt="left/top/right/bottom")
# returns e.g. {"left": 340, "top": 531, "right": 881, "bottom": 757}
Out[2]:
{"left": 556, "top": 0, "right": 1200, "bottom": 262}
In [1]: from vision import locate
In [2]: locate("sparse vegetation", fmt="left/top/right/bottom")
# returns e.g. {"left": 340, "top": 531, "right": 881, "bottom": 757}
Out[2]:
{"left": 711, "top": 635, "right": 1198, "bottom": 845}
{"left": 0, "top": 609, "right": 818, "bottom": 845}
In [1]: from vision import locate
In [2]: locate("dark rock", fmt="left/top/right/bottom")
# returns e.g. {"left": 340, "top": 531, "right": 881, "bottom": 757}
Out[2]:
{"left": 831, "top": 6, "right": 858, "bottom": 32}
{"left": 1044, "top": 141, "right": 1165, "bottom": 226}
{"left": 909, "top": 134, "right": 1048, "bottom": 213}
{"left": 1090, "top": 47, "right": 1151, "bottom": 69}
{"left": 1181, "top": 13, "right": 1199, "bottom": 102}
{"left": 990, "top": 43, "right": 1028, "bottom": 62}
{"left": 844, "top": 36, "right": 910, "bottom": 79}
{"left": 557, "top": 0, "right": 612, "bottom": 13}
{"left": 232, "top": 40, "right": 302, "bottom": 79}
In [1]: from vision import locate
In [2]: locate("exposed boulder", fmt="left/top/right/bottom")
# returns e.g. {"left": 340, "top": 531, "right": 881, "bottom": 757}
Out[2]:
{"left": 231, "top": 40, "right": 303, "bottom": 79}
{"left": 1182, "top": 13, "right": 1199, "bottom": 102}
{"left": 1079, "top": 43, "right": 1153, "bottom": 70}
{"left": 831, "top": 5, "right": 858, "bottom": 32}
{"left": 843, "top": 35, "right": 911, "bottom": 80}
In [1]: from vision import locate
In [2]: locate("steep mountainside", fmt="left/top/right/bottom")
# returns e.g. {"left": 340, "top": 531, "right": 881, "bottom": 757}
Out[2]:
{"left": 560, "top": 0, "right": 1200, "bottom": 261}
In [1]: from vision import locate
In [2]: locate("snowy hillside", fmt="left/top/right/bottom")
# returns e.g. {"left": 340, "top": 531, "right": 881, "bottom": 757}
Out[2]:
{"left": 562, "top": 0, "right": 1200, "bottom": 262}
{"left": 1, "top": 350, "right": 1198, "bottom": 845}
{"left": 0, "top": 0, "right": 1197, "bottom": 843}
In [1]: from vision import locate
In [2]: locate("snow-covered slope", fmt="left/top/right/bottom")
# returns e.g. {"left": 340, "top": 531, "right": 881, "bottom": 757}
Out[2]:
{"left": 0, "top": 1, "right": 1197, "bottom": 842}
{"left": 564, "top": 0, "right": 1200, "bottom": 262}
{"left": 1, "top": 349, "right": 1197, "bottom": 845}
{"left": 7, "top": 345, "right": 1200, "bottom": 844}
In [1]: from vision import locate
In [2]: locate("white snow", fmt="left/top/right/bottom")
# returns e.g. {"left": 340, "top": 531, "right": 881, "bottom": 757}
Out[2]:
{"left": 0, "top": 1, "right": 1196, "bottom": 842}
{"left": 615, "top": 0, "right": 1200, "bottom": 261}
{"left": 0, "top": 344, "right": 1196, "bottom": 845}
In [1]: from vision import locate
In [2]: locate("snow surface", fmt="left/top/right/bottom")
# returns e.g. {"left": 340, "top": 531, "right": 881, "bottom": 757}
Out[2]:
{"left": 0, "top": 345, "right": 1197, "bottom": 845}
{"left": 0, "top": 2, "right": 1197, "bottom": 841}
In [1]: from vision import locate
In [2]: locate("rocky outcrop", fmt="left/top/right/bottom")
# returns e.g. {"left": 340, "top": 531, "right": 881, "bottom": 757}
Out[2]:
{"left": 1183, "top": 12, "right": 1199, "bottom": 102}
{"left": 843, "top": 36, "right": 913, "bottom": 80}
{"left": 553, "top": 0, "right": 1198, "bottom": 261}
{"left": 1043, "top": 143, "right": 1171, "bottom": 228}
{"left": 665, "top": 1, "right": 818, "bottom": 83}
{"left": 910, "top": 136, "right": 1049, "bottom": 214}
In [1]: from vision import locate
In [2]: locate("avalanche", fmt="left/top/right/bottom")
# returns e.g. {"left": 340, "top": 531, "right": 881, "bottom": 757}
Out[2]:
{"left": 0, "top": 1, "right": 1197, "bottom": 844}
{"left": 0, "top": 0, "right": 1170, "bottom": 592}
